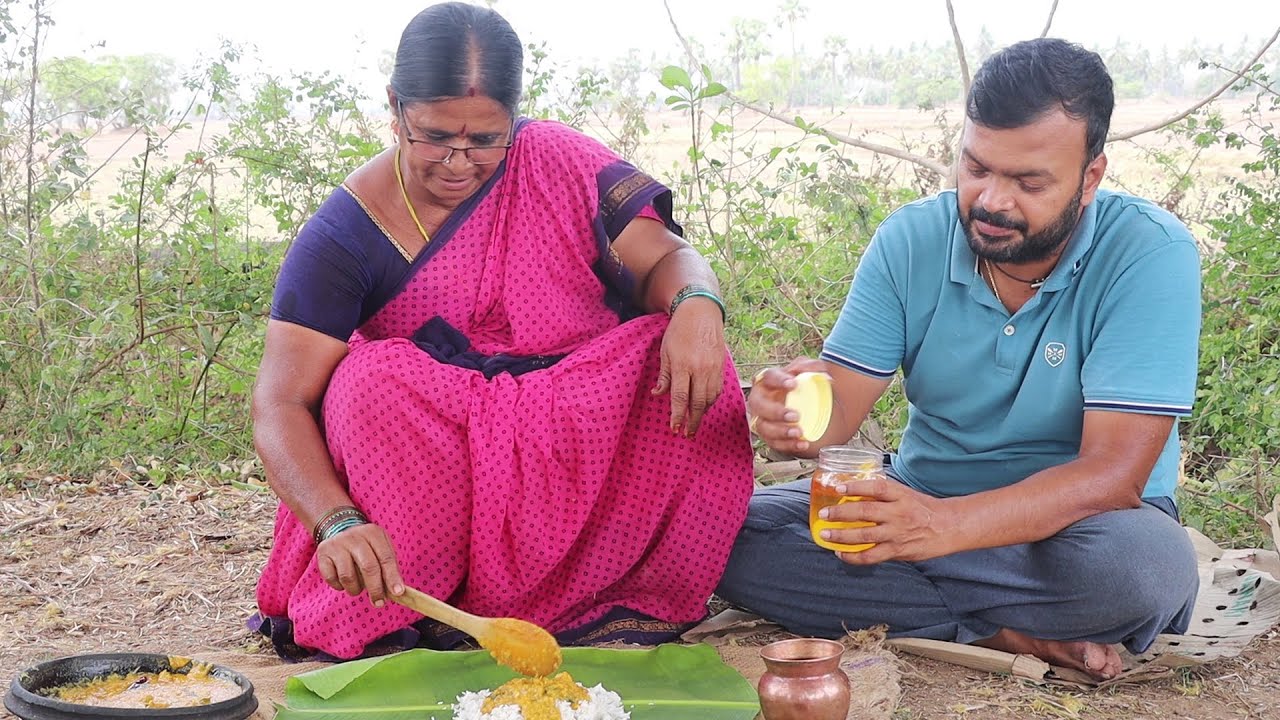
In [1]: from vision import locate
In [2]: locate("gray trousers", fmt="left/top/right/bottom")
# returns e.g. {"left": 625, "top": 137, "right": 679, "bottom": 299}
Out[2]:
{"left": 715, "top": 478, "right": 1199, "bottom": 654}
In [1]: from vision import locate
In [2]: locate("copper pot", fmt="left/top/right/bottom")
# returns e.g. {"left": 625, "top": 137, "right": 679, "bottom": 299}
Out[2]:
{"left": 757, "top": 638, "right": 850, "bottom": 720}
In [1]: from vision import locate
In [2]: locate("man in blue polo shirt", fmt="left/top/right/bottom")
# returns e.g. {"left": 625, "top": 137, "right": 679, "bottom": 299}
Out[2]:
{"left": 718, "top": 37, "right": 1200, "bottom": 680}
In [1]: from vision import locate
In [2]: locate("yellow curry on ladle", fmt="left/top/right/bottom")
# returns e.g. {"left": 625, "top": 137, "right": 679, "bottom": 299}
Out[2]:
{"left": 479, "top": 618, "right": 563, "bottom": 678}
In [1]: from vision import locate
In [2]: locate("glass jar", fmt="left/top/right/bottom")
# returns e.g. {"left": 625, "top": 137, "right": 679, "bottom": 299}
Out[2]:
{"left": 809, "top": 446, "right": 883, "bottom": 553}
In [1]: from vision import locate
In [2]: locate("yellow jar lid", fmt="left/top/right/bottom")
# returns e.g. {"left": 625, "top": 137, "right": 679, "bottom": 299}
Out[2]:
{"left": 785, "top": 372, "right": 833, "bottom": 442}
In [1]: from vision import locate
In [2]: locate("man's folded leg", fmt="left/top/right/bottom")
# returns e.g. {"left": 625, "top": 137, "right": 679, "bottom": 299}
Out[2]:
{"left": 716, "top": 479, "right": 978, "bottom": 642}
{"left": 716, "top": 480, "right": 1198, "bottom": 657}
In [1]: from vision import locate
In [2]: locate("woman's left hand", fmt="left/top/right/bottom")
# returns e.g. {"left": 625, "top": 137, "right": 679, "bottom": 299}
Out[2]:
{"left": 653, "top": 298, "right": 725, "bottom": 436}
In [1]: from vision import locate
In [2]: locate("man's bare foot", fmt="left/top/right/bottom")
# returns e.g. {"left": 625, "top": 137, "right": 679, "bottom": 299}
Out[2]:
{"left": 976, "top": 628, "right": 1123, "bottom": 680}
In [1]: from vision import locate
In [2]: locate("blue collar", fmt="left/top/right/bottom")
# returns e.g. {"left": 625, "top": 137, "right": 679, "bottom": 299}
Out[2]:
{"left": 949, "top": 194, "right": 1100, "bottom": 292}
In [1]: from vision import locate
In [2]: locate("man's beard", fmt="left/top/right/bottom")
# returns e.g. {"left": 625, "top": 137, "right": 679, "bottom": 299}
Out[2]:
{"left": 962, "top": 183, "right": 1083, "bottom": 264}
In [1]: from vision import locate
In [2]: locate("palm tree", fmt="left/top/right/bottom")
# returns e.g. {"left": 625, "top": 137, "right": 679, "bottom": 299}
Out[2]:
{"left": 725, "top": 17, "right": 770, "bottom": 91}
{"left": 822, "top": 35, "right": 848, "bottom": 110}
{"left": 778, "top": 0, "right": 808, "bottom": 108}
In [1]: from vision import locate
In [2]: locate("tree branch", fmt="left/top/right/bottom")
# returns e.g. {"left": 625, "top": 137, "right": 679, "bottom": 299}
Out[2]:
{"left": 178, "top": 322, "right": 237, "bottom": 438}
{"left": 945, "top": 0, "right": 971, "bottom": 100}
{"left": 23, "top": 0, "right": 47, "bottom": 351}
{"left": 660, "top": 0, "right": 950, "bottom": 181}
{"left": 1040, "top": 0, "right": 1060, "bottom": 38}
{"left": 50, "top": 88, "right": 202, "bottom": 216}
{"left": 1109, "top": 26, "right": 1280, "bottom": 141}
{"left": 83, "top": 316, "right": 246, "bottom": 382}
{"left": 1201, "top": 58, "right": 1280, "bottom": 102}
{"left": 133, "top": 138, "right": 152, "bottom": 342}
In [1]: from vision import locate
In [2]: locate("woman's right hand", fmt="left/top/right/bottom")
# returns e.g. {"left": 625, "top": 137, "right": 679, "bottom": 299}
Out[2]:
{"left": 257, "top": 320, "right": 406, "bottom": 604}
{"left": 748, "top": 357, "right": 829, "bottom": 456}
{"left": 316, "top": 523, "right": 406, "bottom": 608}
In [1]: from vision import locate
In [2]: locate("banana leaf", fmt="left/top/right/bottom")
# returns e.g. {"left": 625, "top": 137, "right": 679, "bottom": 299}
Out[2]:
{"left": 274, "top": 644, "right": 760, "bottom": 720}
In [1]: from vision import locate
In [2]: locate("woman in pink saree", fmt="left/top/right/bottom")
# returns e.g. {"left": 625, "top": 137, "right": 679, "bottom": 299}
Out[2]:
{"left": 251, "top": 2, "right": 754, "bottom": 660}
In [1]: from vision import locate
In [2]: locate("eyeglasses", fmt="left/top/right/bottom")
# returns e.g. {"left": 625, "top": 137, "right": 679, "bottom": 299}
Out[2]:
{"left": 396, "top": 100, "right": 513, "bottom": 165}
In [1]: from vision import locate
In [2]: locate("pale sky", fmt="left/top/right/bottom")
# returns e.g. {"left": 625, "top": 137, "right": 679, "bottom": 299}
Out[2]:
{"left": 32, "top": 0, "right": 1280, "bottom": 91}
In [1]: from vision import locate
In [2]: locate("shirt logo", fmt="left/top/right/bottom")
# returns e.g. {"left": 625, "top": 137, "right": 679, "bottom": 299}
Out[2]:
{"left": 1044, "top": 342, "right": 1067, "bottom": 367}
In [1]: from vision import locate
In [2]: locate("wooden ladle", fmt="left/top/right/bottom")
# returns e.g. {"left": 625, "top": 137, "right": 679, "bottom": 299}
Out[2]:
{"left": 393, "top": 586, "right": 562, "bottom": 677}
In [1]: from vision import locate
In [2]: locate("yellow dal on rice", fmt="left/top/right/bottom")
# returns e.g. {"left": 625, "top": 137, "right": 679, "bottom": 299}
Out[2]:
{"left": 481, "top": 672, "right": 589, "bottom": 720}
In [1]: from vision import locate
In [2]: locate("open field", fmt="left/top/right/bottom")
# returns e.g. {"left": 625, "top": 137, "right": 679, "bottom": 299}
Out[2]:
{"left": 70, "top": 97, "right": 1276, "bottom": 243}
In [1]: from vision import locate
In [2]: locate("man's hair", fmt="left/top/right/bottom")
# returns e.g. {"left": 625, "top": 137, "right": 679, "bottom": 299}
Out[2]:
{"left": 967, "top": 38, "right": 1114, "bottom": 162}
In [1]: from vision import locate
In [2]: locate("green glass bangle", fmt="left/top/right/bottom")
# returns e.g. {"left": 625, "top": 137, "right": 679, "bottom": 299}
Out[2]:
{"left": 320, "top": 517, "right": 367, "bottom": 543}
{"left": 669, "top": 285, "right": 727, "bottom": 322}
{"left": 312, "top": 505, "right": 367, "bottom": 544}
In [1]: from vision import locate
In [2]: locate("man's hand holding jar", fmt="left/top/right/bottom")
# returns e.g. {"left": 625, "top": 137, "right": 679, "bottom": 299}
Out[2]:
{"left": 747, "top": 360, "right": 954, "bottom": 565}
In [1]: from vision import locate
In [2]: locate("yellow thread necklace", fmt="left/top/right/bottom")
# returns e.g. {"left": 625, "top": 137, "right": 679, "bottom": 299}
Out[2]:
{"left": 395, "top": 146, "right": 432, "bottom": 247}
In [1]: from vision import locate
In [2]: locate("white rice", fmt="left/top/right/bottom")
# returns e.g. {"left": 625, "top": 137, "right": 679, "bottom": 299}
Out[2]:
{"left": 450, "top": 683, "right": 630, "bottom": 720}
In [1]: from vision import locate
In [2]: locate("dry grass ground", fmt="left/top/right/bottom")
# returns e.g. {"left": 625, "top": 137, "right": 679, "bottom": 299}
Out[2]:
{"left": 2, "top": 477, "right": 1277, "bottom": 719}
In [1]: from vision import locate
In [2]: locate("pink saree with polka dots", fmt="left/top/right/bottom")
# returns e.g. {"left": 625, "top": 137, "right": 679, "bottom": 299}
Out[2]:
{"left": 254, "top": 120, "right": 755, "bottom": 660}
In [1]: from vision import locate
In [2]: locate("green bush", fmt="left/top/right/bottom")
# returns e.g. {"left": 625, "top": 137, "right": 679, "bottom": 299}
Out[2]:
{"left": 0, "top": 50, "right": 381, "bottom": 475}
{"left": 1178, "top": 70, "right": 1280, "bottom": 546}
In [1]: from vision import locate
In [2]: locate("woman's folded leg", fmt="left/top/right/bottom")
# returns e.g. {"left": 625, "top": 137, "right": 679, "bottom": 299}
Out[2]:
{"left": 256, "top": 337, "right": 476, "bottom": 659}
